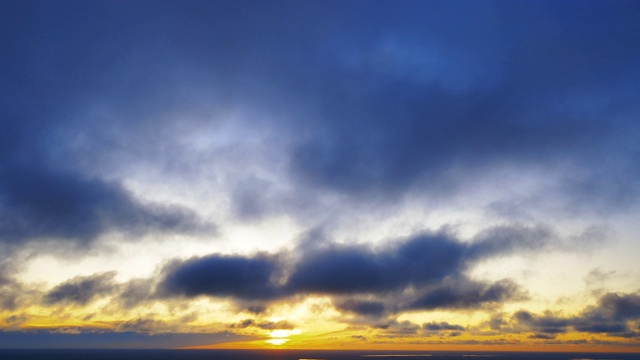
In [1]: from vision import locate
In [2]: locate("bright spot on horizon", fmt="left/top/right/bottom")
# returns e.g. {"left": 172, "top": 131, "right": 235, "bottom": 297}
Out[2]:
{"left": 270, "top": 329, "right": 302, "bottom": 338}
{"left": 266, "top": 338, "right": 289, "bottom": 346}
{"left": 266, "top": 329, "right": 303, "bottom": 346}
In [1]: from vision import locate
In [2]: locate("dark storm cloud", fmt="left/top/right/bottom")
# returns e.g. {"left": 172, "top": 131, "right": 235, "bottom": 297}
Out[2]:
{"left": 158, "top": 254, "right": 282, "bottom": 300}
{"left": 43, "top": 272, "right": 118, "bottom": 306}
{"left": 583, "top": 292, "right": 640, "bottom": 321}
{"left": 0, "top": 1, "right": 220, "bottom": 247}
{"left": 2, "top": 1, "right": 638, "bottom": 231}
{"left": 511, "top": 291, "right": 640, "bottom": 338}
{"left": 336, "top": 299, "right": 388, "bottom": 317}
{"left": 286, "top": 234, "right": 464, "bottom": 294}
{"left": 408, "top": 279, "right": 525, "bottom": 311}
{"left": 0, "top": 164, "right": 210, "bottom": 246}
{"left": 513, "top": 310, "right": 571, "bottom": 334}
{"left": 334, "top": 278, "right": 526, "bottom": 318}
{"left": 572, "top": 292, "right": 640, "bottom": 337}
{"left": 159, "top": 226, "right": 543, "bottom": 310}
{"left": 286, "top": 1, "right": 640, "bottom": 202}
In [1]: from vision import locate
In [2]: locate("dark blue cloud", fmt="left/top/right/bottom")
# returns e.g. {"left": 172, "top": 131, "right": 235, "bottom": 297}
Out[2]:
{"left": 1, "top": 1, "right": 215, "bottom": 246}
{"left": 285, "top": 1, "right": 640, "bottom": 200}
{"left": 158, "top": 233, "right": 470, "bottom": 303}
{"left": 1, "top": 0, "right": 639, "bottom": 243}
{"left": 158, "top": 226, "right": 545, "bottom": 309}
{"left": 335, "top": 299, "right": 387, "bottom": 317}
{"left": 513, "top": 291, "right": 640, "bottom": 338}
{"left": 423, "top": 322, "right": 465, "bottom": 332}
{"left": 375, "top": 320, "right": 422, "bottom": 336}
{"left": 408, "top": 279, "right": 524, "bottom": 310}
{"left": 3, "top": 1, "right": 638, "bottom": 203}
{"left": 158, "top": 254, "right": 282, "bottom": 300}
{"left": 0, "top": 163, "right": 208, "bottom": 245}
{"left": 513, "top": 310, "right": 572, "bottom": 334}
{"left": 287, "top": 235, "right": 465, "bottom": 294}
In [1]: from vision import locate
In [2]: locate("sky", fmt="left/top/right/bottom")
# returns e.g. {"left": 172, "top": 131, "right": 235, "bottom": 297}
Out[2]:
{"left": 1, "top": 0, "right": 640, "bottom": 352}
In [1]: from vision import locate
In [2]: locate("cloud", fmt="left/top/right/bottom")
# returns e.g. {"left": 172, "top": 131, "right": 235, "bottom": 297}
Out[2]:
{"left": 513, "top": 310, "right": 571, "bottom": 334}
{"left": 0, "top": 262, "right": 43, "bottom": 312}
{"left": 229, "top": 319, "right": 294, "bottom": 330}
{"left": 0, "top": 278, "right": 23, "bottom": 311}
{"left": 466, "top": 225, "right": 552, "bottom": 259}
{"left": 284, "top": 2, "right": 640, "bottom": 209}
{"left": 0, "top": 1, "right": 636, "bottom": 260}
{"left": 118, "top": 279, "right": 155, "bottom": 309}
{"left": 573, "top": 292, "right": 640, "bottom": 337}
{"left": 335, "top": 299, "right": 387, "bottom": 317}
{"left": 423, "top": 322, "right": 465, "bottom": 332}
{"left": 158, "top": 254, "right": 282, "bottom": 300}
{"left": 3, "top": 1, "right": 638, "bottom": 232}
{"left": 375, "top": 320, "right": 422, "bottom": 336}
{"left": 0, "top": 164, "right": 212, "bottom": 246}
{"left": 583, "top": 292, "right": 640, "bottom": 322}
{"left": 512, "top": 291, "right": 640, "bottom": 338}
{"left": 408, "top": 279, "right": 526, "bottom": 311}
{"left": 114, "top": 318, "right": 168, "bottom": 334}
{"left": 158, "top": 226, "right": 544, "bottom": 313}
{"left": 3, "top": 1, "right": 640, "bottom": 348}
{"left": 43, "top": 272, "right": 118, "bottom": 306}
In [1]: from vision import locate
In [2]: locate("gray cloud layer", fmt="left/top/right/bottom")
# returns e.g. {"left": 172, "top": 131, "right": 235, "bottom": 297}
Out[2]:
{"left": 1, "top": 1, "right": 639, "bottom": 247}
{"left": 510, "top": 292, "right": 640, "bottom": 339}
{"left": 156, "top": 226, "right": 545, "bottom": 312}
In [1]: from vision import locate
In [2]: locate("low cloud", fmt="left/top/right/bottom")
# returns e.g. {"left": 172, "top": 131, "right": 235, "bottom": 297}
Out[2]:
{"left": 157, "top": 226, "right": 545, "bottom": 315}
{"left": 43, "top": 272, "right": 118, "bottom": 306}
{"left": 115, "top": 318, "right": 169, "bottom": 333}
{"left": 423, "top": 322, "right": 465, "bottom": 332}
{"left": 375, "top": 320, "right": 422, "bottom": 336}
{"left": 407, "top": 278, "right": 527, "bottom": 310}
{"left": 229, "top": 319, "right": 294, "bottom": 330}
{"left": 513, "top": 310, "right": 571, "bottom": 334}
{"left": 512, "top": 291, "right": 640, "bottom": 338}
{"left": 158, "top": 254, "right": 283, "bottom": 300}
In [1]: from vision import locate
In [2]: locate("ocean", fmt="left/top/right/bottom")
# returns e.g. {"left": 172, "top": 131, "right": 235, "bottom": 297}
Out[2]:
{"left": 0, "top": 350, "right": 638, "bottom": 360}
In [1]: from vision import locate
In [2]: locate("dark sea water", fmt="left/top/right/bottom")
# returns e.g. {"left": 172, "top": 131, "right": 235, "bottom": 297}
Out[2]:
{"left": 0, "top": 350, "right": 638, "bottom": 360}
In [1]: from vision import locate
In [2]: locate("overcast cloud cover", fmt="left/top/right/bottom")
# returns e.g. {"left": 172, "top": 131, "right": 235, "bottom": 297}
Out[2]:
{"left": 1, "top": 0, "right": 640, "bottom": 350}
